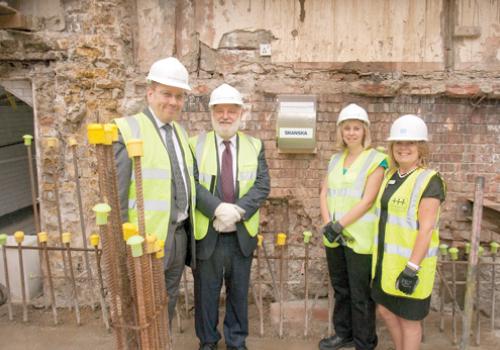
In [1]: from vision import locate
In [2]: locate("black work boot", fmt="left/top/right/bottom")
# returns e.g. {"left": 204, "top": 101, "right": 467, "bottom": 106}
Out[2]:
{"left": 318, "top": 335, "right": 354, "bottom": 350}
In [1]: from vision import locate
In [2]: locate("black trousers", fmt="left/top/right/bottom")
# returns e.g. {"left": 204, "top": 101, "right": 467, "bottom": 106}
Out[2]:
{"left": 194, "top": 233, "right": 253, "bottom": 348}
{"left": 326, "top": 245, "right": 377, "bottom": 350}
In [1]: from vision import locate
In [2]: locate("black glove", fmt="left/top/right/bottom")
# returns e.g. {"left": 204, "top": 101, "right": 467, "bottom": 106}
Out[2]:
{"left": 395, "top": 265, "right": 419, "bottom": 295}
{"left": 322, "top": 221, "right": 344, "bottom": 244}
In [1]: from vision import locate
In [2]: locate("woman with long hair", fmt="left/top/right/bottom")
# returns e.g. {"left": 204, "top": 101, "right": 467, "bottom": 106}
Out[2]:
{"left": 319, "top": 103, "right": 387, "bottom": 350}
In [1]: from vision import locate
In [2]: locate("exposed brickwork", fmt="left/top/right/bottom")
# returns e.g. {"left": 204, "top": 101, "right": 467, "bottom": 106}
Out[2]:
{"left": 0, "top": 0, "right": 498, "bottom": 305}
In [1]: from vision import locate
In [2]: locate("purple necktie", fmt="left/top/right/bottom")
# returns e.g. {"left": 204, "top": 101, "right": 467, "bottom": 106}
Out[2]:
{"left": 221, "top": 140, "right": 235, "bottom": 203}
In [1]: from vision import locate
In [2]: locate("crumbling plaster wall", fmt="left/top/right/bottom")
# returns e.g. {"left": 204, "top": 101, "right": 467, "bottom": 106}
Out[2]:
{"left": 0, "top": 0, "right": 498, "bottom": 304}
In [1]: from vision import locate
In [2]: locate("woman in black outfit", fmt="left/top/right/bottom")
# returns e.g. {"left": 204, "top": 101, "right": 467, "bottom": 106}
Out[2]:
{"left": 371, "top": 115, "right": 445, "bottom": 350}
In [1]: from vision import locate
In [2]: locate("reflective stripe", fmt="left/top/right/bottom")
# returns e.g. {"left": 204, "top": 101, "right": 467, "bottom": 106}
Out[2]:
{"left": 239, "top": 170, "right": 257, "bottom": 181}
{"left": 408, "top": 169, "right": 434, "bottom": 219}
{"left": 386, "top": 214, "right": 419, "bottom": 230}
{"left": 176, "top": 124, "right": 189, "bottom": 140}
{"left": 125, "top": 116, "right": 141, "bottom": 139}
{"left": 353, "top": 149, "right": 377, "bottom": 191}
{"left": 328, "top": 153, "right": 342, "bottom": 173}
{"left": 198, "top": 172, "right": 212, "bottom": 185}
{"left": 129, "top": 199, "right": 169, "bottom": 211}
{"left": 196, "top": 133, "right": 207, "bottom": 162}
{"left": 131, "top": 168, "right": 171, "bottom": 181}
{"left": 384, "top": 243, "right": 439, "bottom": 259}
{"left": 327, "top": 149, "right": 379, "bottom": 200}
{"left": 328, "top": 188, "right": 363, "bottom": 198}
{"left": 332, "top": 211, "right": 377, "bottom": 223}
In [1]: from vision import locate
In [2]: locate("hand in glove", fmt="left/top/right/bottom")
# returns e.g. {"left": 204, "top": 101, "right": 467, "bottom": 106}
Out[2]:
{"left": 395, "top": 265, "right": 419, "bottom": 295}
{"left": 322, "top": 221, "right": 344, "bottom": 244}
{"left": 214, "top": 203, "right": 242, "bottom": 224}
{"left": 213, "top": 203, "right": 245, "bottom": 233}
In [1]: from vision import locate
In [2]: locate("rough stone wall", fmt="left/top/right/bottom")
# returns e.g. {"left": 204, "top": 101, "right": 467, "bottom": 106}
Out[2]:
{"left": 0, "top": 0, "right": 499, "bottom": 306}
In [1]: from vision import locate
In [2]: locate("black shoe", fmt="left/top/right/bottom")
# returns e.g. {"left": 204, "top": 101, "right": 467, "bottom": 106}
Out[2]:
{"left": 318, "top": 335, "right": 354, "bottom": 350}
{"left": 227, "top": 347, "right": 247, "bottom": 350}
{"left": 200, "top": 343, "right": 218, "bottom": 350}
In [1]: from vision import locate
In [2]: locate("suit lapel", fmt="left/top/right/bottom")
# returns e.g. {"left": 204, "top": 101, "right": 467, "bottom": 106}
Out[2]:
{"left": 143, "top": 107, "right": 168, "bottom": 151}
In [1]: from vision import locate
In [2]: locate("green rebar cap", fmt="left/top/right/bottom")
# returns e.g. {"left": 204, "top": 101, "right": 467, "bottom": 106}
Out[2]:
{"left": 479, "top": 246, "right": 484, "bottom": 257}
{"left": 127, "top": 235, "right": 144, "bottom": 257}
{"left": 439, "top": 243, "right": 449, "bottom": 256}
{"left": 490, "top": 241, "right": 499, "bottom": 254}
{"left": 303, "top": 231, "right": 312, "bottom": 244}
{"left": 92, "top": 203, "right": 111, "bottom": 225}
{"left": 448, "top": 247, "right": 459, "bottom": 261}
{"left": 0, "top": 233, "right": 7, "bottom": 246}
{"left": 464, "top": 242, "right": 471, "bottom": 254}
{"left": 23, "top": 134, "right": 33, "bottom": 146}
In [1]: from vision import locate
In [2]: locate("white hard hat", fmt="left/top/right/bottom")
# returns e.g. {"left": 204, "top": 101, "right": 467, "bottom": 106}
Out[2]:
{"left": 209, "top": 83, "right": 243, "bottom": 106}
{"left": 337, "top": 103, "right": 370, "bottom": 126}
{"left": 146, "top": 57, "right": 191, "bottom": 91}
{"left": 387, "top": 114, "right": 428, "bottom": 141}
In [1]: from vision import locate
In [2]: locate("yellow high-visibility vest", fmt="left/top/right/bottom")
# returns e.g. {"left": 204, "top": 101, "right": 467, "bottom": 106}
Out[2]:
{"left": 325, "top": 148, "right": 387, "bottom": 253}
{"left": 114, "top": 112, "right": 196, "bottom": 241}
{"left": 372, "top": 168, "right": 442, "bottom": 299}
{"left": 189, "top": 131, "right": 261, "bottom": 240}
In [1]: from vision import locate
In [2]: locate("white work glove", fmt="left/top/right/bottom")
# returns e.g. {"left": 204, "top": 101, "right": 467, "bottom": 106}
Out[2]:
{"left": 213, "top": 203, "right": 245, "bottom": 233}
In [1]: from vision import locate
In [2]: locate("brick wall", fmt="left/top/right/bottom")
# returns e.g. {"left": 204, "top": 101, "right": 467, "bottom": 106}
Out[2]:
{"left": 0, "top": 0, "right": 498, "bottom": 303}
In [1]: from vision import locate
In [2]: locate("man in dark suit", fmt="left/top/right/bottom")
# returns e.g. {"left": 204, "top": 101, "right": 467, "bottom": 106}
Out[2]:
{"left": 190, "top": 83, "right": 270, "bottom": 350}
{"left": 114, "top": 57, "right": 199, "bottom": 323}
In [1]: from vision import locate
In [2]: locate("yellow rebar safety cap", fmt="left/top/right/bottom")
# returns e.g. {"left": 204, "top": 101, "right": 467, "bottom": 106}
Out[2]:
{"left": 103, "top": 124, "right": 114, "bottom": 145}
{"left": 303, "top": 231, "right": 312, "bottom": 244}
{"left": 448, "top": 247, "right": 459, "bottom": 261}
{"left": 92, "top": 203, "right": 112, "bottom": 225}
{"left": 276, "top": 232, "right": 287, "bottom": 246}
{"left": 45, "top": 137, "right": 59, "bottom": 149}
{"left": 23, "top": 134, "right": 33, "bottom": 146}
{"left": 38, "top": 232, "right": 48, "bottom": 243}
{"left": 126, "top": 139, "right": 143, "bottom": 158}
{"left": 87, "top": 124, "right": 105, "bottom": 145}
{"left": 68, "top": 136, "right": 78, "bottom": 147}
{"left": 155, "top": 240, "right": 165, "bottom": 259}
{"left": 127, "top": 235, "right": 144, "bottom": 258}
{"left": 14, "top": 231, "right": 24, "bottom": 244}
{"left": 122, "top": 223, "right": 138, "bottom": 241}
{"left": 62, "top": 232, "right": 71, "bottom": 244}
{"left": 90, "top": 234, "right": 100, "bottom": 247}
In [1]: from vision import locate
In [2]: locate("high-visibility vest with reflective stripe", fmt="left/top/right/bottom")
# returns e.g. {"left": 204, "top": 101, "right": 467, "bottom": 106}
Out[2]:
{"left": 114, "top": 112, "right": 196, "bottom": 242}
{"left": 325, "top": 148, "right": 387, "bottom": 253}
{"left": 371, "top": 168, "right": 441, "bottom": 299}
{"left": 189, "top": 131, "right": 261, "bottom": 240}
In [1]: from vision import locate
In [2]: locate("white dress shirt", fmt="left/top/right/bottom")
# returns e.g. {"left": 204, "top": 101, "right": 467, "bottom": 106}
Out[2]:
{"left": 149, "top": 107, "right": 189, "bottom": 222}
{"left": 215, "top": 133, "right": 237, "bottom": 189}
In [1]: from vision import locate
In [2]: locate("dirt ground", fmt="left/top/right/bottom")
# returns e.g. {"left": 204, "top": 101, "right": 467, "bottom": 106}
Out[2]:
{"left": 1, "top": 303, "right": 499, "bottom": 350}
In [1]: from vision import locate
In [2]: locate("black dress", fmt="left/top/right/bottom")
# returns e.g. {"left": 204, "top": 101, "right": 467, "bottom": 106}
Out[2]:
{"left": 371, "top": 171, "right": 445, "bottom": 320}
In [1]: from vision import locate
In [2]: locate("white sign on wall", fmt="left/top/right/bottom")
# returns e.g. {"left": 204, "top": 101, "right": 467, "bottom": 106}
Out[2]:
{"left": 279, "top": 127, "right": 313, "bottom": 139}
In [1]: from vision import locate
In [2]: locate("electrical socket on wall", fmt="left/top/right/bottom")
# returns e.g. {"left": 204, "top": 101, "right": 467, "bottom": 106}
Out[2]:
{"left": 260, "top": 43, "right": 272, "bottom": 56}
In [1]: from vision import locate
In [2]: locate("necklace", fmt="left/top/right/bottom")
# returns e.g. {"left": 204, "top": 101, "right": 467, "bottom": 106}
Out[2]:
{"left": 397, "top": 167, "right": 418, "bottom": 178}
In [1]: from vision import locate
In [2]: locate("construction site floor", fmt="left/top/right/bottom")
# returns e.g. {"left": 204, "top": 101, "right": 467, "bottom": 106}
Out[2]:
{"left": 1, "top": 304, "right": 499, "bottom": 349}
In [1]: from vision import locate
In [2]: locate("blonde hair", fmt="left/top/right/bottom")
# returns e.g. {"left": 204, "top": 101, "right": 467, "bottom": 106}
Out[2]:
{"left": 335, "top": 120, "right": 372, "bottom": 150}
{"left": 388, "top": 141, "right": 429, "bottom": 171}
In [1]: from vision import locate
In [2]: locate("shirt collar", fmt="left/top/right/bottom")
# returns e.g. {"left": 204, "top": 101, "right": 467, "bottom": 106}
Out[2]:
{"left": 149, "top": 107, "right": 174, "bottom": 129}
{"left": 215, "top": 133, "right": 237, "bottom": 148}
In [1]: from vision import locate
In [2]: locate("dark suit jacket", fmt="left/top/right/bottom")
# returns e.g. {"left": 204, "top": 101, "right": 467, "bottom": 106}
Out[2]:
{"left": 194, "top": 133, "right": 271, "bottom": 260}
{"left": 113, "top": 108, "right": 211, "bottom": 269}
